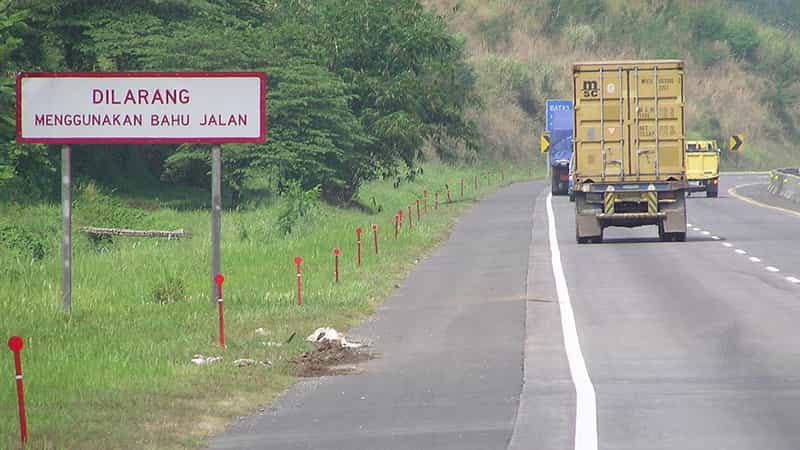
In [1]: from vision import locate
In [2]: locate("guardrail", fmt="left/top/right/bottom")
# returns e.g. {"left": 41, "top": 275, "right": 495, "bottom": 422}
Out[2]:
{"left": 768, "top": 168, "right": 800, "bottom": 203}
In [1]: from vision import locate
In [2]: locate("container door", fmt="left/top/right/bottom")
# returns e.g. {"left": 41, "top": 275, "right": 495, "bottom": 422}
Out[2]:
{"left": 630, "top": 67, "right": 684, "bottom": 179}
{"left": 574, "top": 67, "right": 629, "bottom": 182}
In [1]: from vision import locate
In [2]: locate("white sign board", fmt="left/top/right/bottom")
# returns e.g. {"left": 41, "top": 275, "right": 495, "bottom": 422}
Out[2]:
{"left": 16, "top": 72, "right": 266, "bottom": 144}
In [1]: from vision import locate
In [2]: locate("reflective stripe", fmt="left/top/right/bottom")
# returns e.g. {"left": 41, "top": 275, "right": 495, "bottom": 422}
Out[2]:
{"left": 15, "top": 375, "right": 22, "bottom": 380}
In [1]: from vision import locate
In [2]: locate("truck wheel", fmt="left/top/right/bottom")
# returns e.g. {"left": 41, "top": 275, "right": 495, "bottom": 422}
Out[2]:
{"left": 667, "top": 232, "right": 687, "bottom": 242}
{"left": 658, "top": 223, "right": 666, "bottom": 241}
{"left": 569, "top": 191, "right": 576, "bottom": 202}
{"left": 551, "top": 174, "right": 560, "bottom": 195}
{"left": 706, "top": 186, "right": 718, "bottom": 198}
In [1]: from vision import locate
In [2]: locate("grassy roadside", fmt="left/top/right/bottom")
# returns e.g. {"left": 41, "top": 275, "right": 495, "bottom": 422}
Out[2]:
{"left": 1, "top": 163, "right": 542, "bottom": 449}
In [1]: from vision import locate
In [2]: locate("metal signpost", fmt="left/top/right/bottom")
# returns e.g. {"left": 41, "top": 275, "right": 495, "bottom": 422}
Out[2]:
{"left": 16, "top": 72, "right": 266, "bottom": 311}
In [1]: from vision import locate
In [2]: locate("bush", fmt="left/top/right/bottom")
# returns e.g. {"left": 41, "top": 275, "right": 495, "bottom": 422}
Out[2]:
{"left": 564, "top": 22, "right": 597, "bottom": 51}
{"left": 73, "top": 182, "right": 146, "bottom": 229}
{"left": 687, "top": 6, "right": 726, "bottom": 42}
{"left": 725, "top": 16, "right": 760, "bottom": 60}
{"left": 276, "top": 181, "right": 321, "bottom": 235}
{"left": 0, "top": 224, "right": 49, "bottom": 261}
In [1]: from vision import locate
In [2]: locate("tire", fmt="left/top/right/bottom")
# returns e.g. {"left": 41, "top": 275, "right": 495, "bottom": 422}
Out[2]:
{"left": 706, "top": 179, "right": 719, "bottom": 198}
{"left": 666, "top": 232, "right": 687, "bottom": 242}
{"left": 658, "top": 222, "right": 667, "bottom": 241}
{"left": 569, "top": 191, "right": 576, "bottom": 202}
{"left": 551, "top": 174, "right": 560, "bottom": 195}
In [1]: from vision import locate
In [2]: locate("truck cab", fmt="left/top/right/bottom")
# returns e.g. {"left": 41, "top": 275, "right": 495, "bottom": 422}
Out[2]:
{"left": 685, "top": 140, "right": 720, "bottom": 198}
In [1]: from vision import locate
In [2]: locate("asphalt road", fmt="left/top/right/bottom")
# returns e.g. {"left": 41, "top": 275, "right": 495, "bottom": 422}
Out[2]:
{"left": 211, "top": 174, "right": 800, "bottom": 449}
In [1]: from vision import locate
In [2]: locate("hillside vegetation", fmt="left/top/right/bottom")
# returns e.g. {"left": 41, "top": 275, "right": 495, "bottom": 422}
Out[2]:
{"left": 426, "top": 0, "right": 800, "bottom": 169}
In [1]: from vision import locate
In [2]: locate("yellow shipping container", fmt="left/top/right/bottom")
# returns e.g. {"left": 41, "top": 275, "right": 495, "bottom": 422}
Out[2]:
{"left": 572, "top": 60, "right": 688, "bottom": 243}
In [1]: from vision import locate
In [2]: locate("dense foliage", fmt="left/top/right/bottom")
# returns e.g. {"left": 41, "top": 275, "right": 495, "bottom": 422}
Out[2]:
{"left": 0, "top": 0, "right": 478, "bottom": 203}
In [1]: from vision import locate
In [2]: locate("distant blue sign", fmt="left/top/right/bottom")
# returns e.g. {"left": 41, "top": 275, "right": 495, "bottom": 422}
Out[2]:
{"left": 545, "top": 99, "right": 573, "bottom": 133}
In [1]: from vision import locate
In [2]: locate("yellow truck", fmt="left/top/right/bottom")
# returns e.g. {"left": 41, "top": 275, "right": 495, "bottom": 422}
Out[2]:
{"left": 685, "top": 140, "right": 720, "bottom": 197}
{"left": 572, "top": 60, "right": 688, "bottom": 243}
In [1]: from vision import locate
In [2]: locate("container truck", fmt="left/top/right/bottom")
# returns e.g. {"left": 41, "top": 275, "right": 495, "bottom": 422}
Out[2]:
{"left": 545, "top": 99, "right": 574, "bottom": 195}
{"left": 685, "top": 140, "right": 720, "bottom": 197}
{"left": 572, "top": 60, "right": 688, "bottom": 243}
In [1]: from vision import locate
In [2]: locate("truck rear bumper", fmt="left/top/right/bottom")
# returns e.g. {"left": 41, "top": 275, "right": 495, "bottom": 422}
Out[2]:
{"left": 597, "top": 212, "right": 667, "bottom": 226}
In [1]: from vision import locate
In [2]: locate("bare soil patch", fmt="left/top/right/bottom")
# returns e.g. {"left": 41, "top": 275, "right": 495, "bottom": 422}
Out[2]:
{"left": 291, "top": 341, "right": 376, "bottom": 377}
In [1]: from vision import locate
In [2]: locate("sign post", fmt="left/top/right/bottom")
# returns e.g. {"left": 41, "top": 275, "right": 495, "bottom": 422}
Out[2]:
{"left": 16, "top": 72, "right": 266, "bottom": 312}
{"left": 210, "top": 145, "right": 222, "bottom": 305}
{"left": 61, "top": 145, "right": 72, "bottom": 313}
{"left": 8, "top": 336, "right": 27, "bottom": 446}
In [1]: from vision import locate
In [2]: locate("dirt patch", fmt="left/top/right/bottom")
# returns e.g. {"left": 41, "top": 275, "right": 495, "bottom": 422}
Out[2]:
{"left": 291, "top": 341, "right": 376, "bottom": 377}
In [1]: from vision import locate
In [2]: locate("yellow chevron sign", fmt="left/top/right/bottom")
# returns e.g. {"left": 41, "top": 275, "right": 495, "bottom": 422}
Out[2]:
{"left": 540, "top": 134, "right": 550, "bottom": 153}
{"left": 729, "top": 134, "right": 744, "bottom": 152}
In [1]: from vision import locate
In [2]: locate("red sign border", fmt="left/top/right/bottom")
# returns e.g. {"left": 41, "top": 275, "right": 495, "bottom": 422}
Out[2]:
{"left": 16, "top": 71, "right": 267, "bottom": 145}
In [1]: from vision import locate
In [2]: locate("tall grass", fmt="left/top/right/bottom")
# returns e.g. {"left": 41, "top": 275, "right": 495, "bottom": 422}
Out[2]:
{"left": 0, "top": 163, "right": 539, "bottom": 449}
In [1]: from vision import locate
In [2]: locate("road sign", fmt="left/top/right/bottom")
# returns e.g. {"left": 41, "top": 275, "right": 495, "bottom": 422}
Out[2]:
{"left": 540, "top": 133, "right": 550, "bottom": 153}
{"left": 545, "top": 99, "right": 573, "bottom": 132}
{"left": 16, "top": 72, "right": 266, "bottom": 144}
{"left": 729, "top": 134, "right": 744, "bottom": 152}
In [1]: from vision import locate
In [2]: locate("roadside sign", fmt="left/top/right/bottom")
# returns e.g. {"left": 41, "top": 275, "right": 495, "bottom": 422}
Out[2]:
{"left": 15, "top": 72, "right": 266, "bottom": 312}
{"left": 545, "top": 99, "right": 573, "bottom": 133}
{"left": 540, "top": 133, "right": 550, "bottom": 153}
{"left": 729, "top": 134, "right": 744, "bottom": 152}
{"left": 16, "top": 72, "right": 266, "bottom": 144}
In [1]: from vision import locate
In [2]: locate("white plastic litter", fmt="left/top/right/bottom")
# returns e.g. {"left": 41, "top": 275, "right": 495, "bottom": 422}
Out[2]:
{"left": 234, "top": 358, "right": 272, "bottom": 368}
{"left": 306, "top": 327, "right": 364, "bottom": 348}
{"left": 255, "top": 328, "right": 269, "bottom": 336}
{"left": 191, "top": 354, "right": 222, "bottom": 365}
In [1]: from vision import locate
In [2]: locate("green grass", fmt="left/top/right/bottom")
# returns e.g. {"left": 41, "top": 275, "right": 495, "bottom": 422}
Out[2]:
{"left": 0, "top": 163, "right": 541, "bottom": 449}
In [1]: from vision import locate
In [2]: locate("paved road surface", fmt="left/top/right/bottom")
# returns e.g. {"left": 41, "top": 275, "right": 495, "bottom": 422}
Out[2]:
{"left": 212, "top": 174, "right": 800, "bottom": 449}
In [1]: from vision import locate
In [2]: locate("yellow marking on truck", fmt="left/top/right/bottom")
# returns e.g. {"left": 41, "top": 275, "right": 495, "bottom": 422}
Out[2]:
{"left": 647, "top": 191, "right": 658, "bottom": 214}
{"left": 604, "top": 192, "right": 615, "bottom": 215}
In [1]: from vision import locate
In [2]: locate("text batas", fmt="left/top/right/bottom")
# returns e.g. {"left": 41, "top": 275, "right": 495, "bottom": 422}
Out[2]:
{"left": 16, "top": 72, "right": 266, "bottom": 144}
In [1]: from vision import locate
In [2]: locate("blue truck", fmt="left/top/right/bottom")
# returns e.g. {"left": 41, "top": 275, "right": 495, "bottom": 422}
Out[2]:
{"left": 545, "top": 99, "right": 574, "bottom": 196}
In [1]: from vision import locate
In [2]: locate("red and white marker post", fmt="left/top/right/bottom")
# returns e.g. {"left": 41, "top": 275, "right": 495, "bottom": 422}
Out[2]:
{"left": 423, "top": 190, "right": 428, "bottom": 214}
{"left": 398, "top": 209, "right": 404, "bottom": 229}
{"left": 394, "top": 214, "right": 400, "bottom": 240}
{"left": 7, "top": 336, "right": 27, "bottom": 446}
{"left": 407, "top": 205, "right": 413, "bottom": 229}
{"left": 294, "top": 256, "right": 303, "bottom": 305}
{"left": 372, "top": 224, "right": 379, "bottom": 255}
{"left": 356, "top": 227, "right": 363, "bottom": 267}
{"left": 333, "top": 248, "right": 340, "bottom": 283}
{"left": 416, "top": 198, "right": 421, "bottom": 222}
{"left": 215, "top": 274, "right": 225, "bottom": 348}
{"left": 460, "top": 178, "right": 464, "bottom": 199}
{"left": 446, "top": 184, "right": 452, "bottom": 204}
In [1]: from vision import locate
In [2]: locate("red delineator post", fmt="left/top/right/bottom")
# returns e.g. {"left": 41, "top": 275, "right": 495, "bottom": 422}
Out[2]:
{"left": 398, "top": 209, "right": 404, "bottom": 229}
{"left": 446, "top": 184, "right": 452, "bottom": 204}
{"left": 8, "top": 336, "right": 27, "bottom": 446}
{"left": 416, "top": 198, "right": 421, "bottom": 222}
{"left": 407, "top": 205, "right": 413, "bottom": 229}
{"left": 372, "top": 224, "right": 379, "bottom": 254}
{"left": 333, "top": 248, "right": 340, "bottom": 283}
{"left": 215, "top": 274, "right": 225, "bottom": 348}
{"left": 460, "top": 179, "right": 464, "bottom": 199}
{"left": 394, "top": 214, "right": 400, "bottom": 240}
{"left": 294, "top": 256, "right": 303, "bottom": 305}
{"left": 423, "top": 190, "right": 428, "bottom": 214}
{"left": 356, "top": 227, "right": 363, "bottom": 267}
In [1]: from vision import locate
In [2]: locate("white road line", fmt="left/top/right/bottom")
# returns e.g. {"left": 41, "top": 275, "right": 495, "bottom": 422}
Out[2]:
{"left": 702, "top": 231, "right": 711, "bottom": 235}
{"left": 735, "top": 249, "right": 747, "bottom": 255}
{"left": 711, "top": 236, "right": 721, "bottom": 240}
{"left": 786, "top": 277, "right": 800, "bottom": 284}
{"left": 547, "top": 193, "right": 597, "bottom": 450}
{"left": 692, "top": 227, "right": 701, "bottom": 231}
{"left": 749, "top": 257, "right": 762, "bottom": 263}
{"left": 687, "top": 223, "right": 693, "bottom": 227}
{"left": 723, "top": 243, "right": 733, "bottom": 248}
{"left": 766, "top": 266, "right": 780, "bottom": 273}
